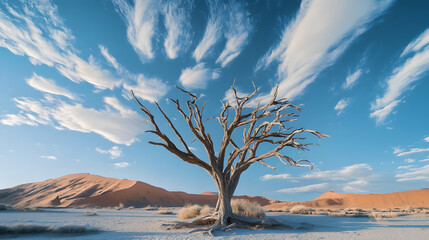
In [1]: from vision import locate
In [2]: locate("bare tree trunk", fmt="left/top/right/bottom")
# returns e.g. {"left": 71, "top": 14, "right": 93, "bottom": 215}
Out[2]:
{"left": 213, "top": 176, "right": 232, "bottom": 227}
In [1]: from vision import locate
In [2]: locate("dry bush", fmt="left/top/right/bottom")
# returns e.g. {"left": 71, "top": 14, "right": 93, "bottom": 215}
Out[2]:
{"left": 143, "top": 205, "right": 159, "bottom": 211}
{"left": 157, "top": 208, "right": 173, "bottom": 215}
{"left": 12, "top": 205, "right": 40, "bottom": 212}
{"left": 128, "top": 206, "right": 135, "bottom": 209}
{"left": 328, "top": 212, "right": 346, "bottom": 217}
{"left": 290, "top": 205, "right": 315, "bottom": 215}
{"left": 85, "top": 210, "right": 98, "bottom": 216}
{"left": 178, "top": 204, "right": 202, "bottom": 220}
{"left": 0, "top": 204, "right": 6, "bottom": 210}
{"left": 231, "top": 199, "right": 265, "bottom": 219}
{"left": 200, "top": 205, "right": 212, "bottom": 216}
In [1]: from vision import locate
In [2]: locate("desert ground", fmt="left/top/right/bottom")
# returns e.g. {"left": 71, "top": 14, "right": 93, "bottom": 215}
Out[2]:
{"left": 1, "top": 207, "right": 429, "bottom": 239}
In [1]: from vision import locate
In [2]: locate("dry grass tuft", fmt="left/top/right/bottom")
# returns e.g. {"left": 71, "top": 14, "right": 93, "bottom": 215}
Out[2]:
{"left": 157, "top": 208, "right": 173, "bottom": 215}
{"left": 178, "top": 204, "right": 202, "bottom": 220}
{"left": 231, "top": 199, "right": 265, "bottom": 219}
{"left": 200, "top": 205, "right": 212, "bottom": 216}
{"left": 289, "top": 205, "right": 315, "bottom": 215}
{"left": 143, "top": 205, "right": 159, "bottom": 211}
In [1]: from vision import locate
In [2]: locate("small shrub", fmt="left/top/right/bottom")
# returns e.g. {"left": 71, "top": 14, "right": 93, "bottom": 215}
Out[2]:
{"left": 143, "top": 205, "right": 159, "bottom": 211}
{"left": 290, "top": 205, "right": 314, "bottom": 215}
{"left": 231, "top": 199, "right": 265, "bottom": 219}
{"left": 85, "top": 210, "right": 98, "bottom": 216}
{"left": 200, "top": 205, "right": 212, "bottom": 216}
{"left": 178, "top": 204, "right": 202, "bottom": 220}
{"left": 157, "top": 208, "right": 173, "bottom": 215}
{"left": 0, "top": 204, "right": 6, "bottom": 210}
{"left": 128, "top": 206, "right": 135, "bottom": 209}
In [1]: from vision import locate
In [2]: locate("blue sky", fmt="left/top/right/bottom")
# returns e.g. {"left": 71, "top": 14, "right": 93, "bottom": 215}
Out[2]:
{"left": 1, "top": 0, "right": 429, "bottom": 202}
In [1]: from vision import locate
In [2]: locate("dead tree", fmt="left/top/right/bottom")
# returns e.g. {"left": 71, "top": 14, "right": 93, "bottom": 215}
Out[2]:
{"left": 132, "top": 83, "right": 327, "bottom": 235}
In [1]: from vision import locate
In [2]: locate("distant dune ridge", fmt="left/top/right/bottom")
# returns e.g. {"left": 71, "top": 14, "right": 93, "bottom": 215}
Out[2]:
{"left": 0, "top": 173, "right": 275, "bottom": 208}
{"left": 1, "top": 173, "right": 428, "bottom": 209}
{"left": 264, "top": 189, "right": 429, "bottom": 210}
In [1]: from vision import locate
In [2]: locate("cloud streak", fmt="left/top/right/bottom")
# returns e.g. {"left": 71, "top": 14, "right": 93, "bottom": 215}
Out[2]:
{"left": 334, "top": 98, "right": 350, "bottom": 115}
{"left": 0, "top": 1, "right": 120, "bottom": 90}
{"left": 396, "top": 164, "right": 429, "bottom": 182}
{"left": 277, "top": 183, "right": 329, "bottom": 193}
{"left": 179, "top": 63, "right": 220, "bottom": 89}
{"left": 26, "top": 73, "right": 76, "bottom": 100}
{"left": 371, "top": 27, "right": 429, "bottom": 124}
{"left": 96, "top": 146, "right": 123, "bottom": 159}
{"left": 256, "top": 0, "right": 392, "bottom": 100}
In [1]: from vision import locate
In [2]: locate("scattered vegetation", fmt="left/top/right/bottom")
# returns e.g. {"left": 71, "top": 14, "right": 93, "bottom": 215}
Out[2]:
{"left": 157, "top": 208, "right": 173, "bottom": 215}
{"left": 178, "top": 200, "right": 265, "bottom": 220}
{"left": 12, "top": 204, "right": 41, "bottom": 212}
{"left": 0, "top": 204, "right": 7, "bottom": 210}
{"left": 231, "top": 199, "right": 265, "bottom": 219}
{"left": 85, "top": 209, "right": 98, "bottom": 216}
{"left": 0, "top": 224, "right": 98, "bottom": 235}
{"left": 178, "top": 204, "right": 203, "bottom": 220}
{"left": 143, "top": 205, "right": 159, "bottom": 211}
{"left": 290, "top": 205, "right": 315, "bottom": 215}
{"left": 128, "top": 206, "right": 135, "bottom": 209}
{"left": 114, "top": 202, "right": 124, "bottom": 210}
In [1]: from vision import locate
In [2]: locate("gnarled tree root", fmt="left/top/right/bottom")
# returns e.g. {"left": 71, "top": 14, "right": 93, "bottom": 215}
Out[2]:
{"left": 168, "top": 213, "right": 292, "bottom": 236}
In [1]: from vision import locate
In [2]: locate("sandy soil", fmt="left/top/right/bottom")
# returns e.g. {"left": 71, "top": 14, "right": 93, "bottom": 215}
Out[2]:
{"left": 1, "top": 208, "right": 428, "bottom": 239}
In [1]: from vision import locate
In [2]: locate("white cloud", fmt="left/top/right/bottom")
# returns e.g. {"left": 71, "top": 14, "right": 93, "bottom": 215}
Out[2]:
{"left": 277, "top": 183, "right": 329, "bottom": 193}
{"left": 96, "top": 146, "right": 123, "bottom": 159}
{"left": 342, "top": 69, "right": 362, "bottom": 89}
{"left": 256, "top": 0, "right": 392, "bottom": 101}
{"left": 397, "top": 165, "right": 413, "bottom": 169}
{"left": 404, "top": 158, "right": 415, "bottom": 163}
{"left": 216, "top": 1, "right": 252, "bottom": 67}
{"left": 113, "top": 0, "right": 159, "bottom": 62}
{"left": 179, "top": 63, "right": 220, "bottom": 89}
{"left": 420, "top": 158, "right": 429, "bottom": 163}
{"left": 262, "top": 163, "right": 373, "bottom": 182}
{"left": 40, "top": 155, "right": 56, "bottom": 160}
{"left": 1, "top": 97, "right": 147, "bottom": 145}
{"left": 123, "top": 74, "right": 169, "bottom": 102}
{"left": 393, "top": 147, "right": 404, "bottom": 155}
{"left": 342, "top": 179, "right": 368, "bottom": 192}
{"left": 53, "top": 97, "right": 147, "bottom": 145}
{"left": 397, "top": 148, "right": 429, "bottom": 157}
{"left": 395, "top": 164, "right": 429, "bottom": 182}
{"left": 193, "top": 0, "right": 223, "bottom": 62}
{"left": 26, "top": 73, "right": 76, "bottom": 100}
{"left": 334, "top": 98, "right": 350, "bottom": 115}
{"left": 255, "top": 0, "right": 393, "bottom": 105}
{"left": 0, "top": 1, "right": 120, "bottom": 90}
{"left": 99, "top": 45, "right": 121, "bottom": 72}
{"left": 162, "top": 0, "right": 192, "bottom": 59}
{"left": 424, "top": 136, "right": 429, "bottom": 142}
{"left": 114, "top": 162, "right": 130, "bottom": 168}
{"left": 371, "top": 27, "right": 429, "bottom": 124}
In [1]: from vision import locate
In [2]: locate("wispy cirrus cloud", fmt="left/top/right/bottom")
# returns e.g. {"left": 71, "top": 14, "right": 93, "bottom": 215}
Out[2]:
{"left": 396, "top": 164, "right": 429, "bottom": 182}
{"left": 343, "top": 69, "right": 362, "bottom": 89}
{"left": 194, "top": 0, "right": 251, "bottom": 67}
{"left": 40, "top": 155, "right": 56, "bottom": 160}
{"left": 334, "top": 98, "right": 350, "bottom": 115}
{"left": 277, "top": 183, "right": 329, "bottom": 193}
{"left": 425, "top": 136, "right": 429, "bottom": 142}
{"left": 162, "top": 0, "right": 193, "bottom": 59}
{"left": 216, "top": 0, "right": 252, "bottom": 67}
{"left": 397, "top": 148, "right": 429, "bottom": 157}
{"left": 179, "top": 63, "right": 220, "bottom": 89}
{"left": 114, "top": 162, "right": 130, "bottom": 168}
{"left": 0, "top": 0, "right": 120, "bottom": 90}
{"left": 263, "top": 163, "right": 375, "bottom": 193}
{"left": 256, "top": 0, "right": 393, "bottom": 100}
{"left": 371, "top": 27, "right": 429, "bottom": 124}
{"left": 1, "top": 96, "right": 147, "bottom": 145}
{"left": 113, "top": 0, "right": 159, "bottom": 62}
{"left": 193, "top": 0, "right": 223, "bottom": 63}
{"left": 26, "top": 73, "right": 76, "bottom": 100}
{"left": 96, "top": 146, "right": 123, "bottom": 159}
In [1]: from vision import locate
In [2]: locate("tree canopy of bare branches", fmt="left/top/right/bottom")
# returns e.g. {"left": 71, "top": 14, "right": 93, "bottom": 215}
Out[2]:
{"left": 132, "top": 83, "right": 327, "bottom": 235}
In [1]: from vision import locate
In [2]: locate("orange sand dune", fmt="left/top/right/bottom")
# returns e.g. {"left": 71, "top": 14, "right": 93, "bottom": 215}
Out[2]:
{"left": 0, "top": 173, "right": 275, "bottom": 208}
{"left": 264, "top": 189, "right": 429, "bottom": 210}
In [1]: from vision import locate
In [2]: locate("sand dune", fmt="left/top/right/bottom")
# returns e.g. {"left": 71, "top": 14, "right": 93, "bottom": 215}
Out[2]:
{"left": 0, "top": 173, "right": 275, "bottom": 208}
{"left": 264, "top": 189, "right": 429, "bottom": 210}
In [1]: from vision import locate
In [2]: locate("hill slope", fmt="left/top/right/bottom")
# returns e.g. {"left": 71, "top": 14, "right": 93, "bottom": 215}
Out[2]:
{"left": 0, "top": 173, "right": 276, "bottom": 207}
{"left": 264, "top": 189, "right": 429, "bottom": 210}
